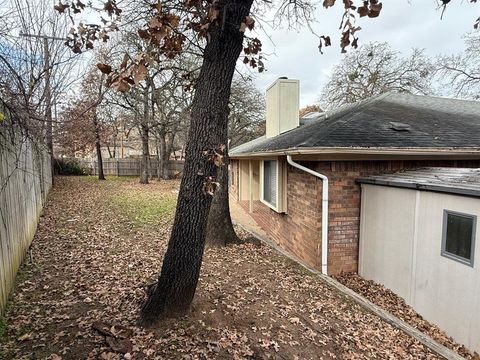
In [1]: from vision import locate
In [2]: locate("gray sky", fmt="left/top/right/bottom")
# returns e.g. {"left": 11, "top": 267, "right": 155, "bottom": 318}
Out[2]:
{"left": 249, "top": 1, "right": 478, "bottom": 107}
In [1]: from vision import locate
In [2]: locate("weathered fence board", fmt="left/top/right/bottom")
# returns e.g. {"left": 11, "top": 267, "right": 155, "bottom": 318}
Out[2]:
{"left": 83, "top": 158, "right": 184, "bottom": 178}
{"left": 0, "top": 129, "right": 52, "bottom": 314}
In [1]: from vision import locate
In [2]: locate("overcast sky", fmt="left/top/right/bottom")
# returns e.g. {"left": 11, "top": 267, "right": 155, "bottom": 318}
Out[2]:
{"left": 247, "top": 1, "right": 478, "bottom": 107}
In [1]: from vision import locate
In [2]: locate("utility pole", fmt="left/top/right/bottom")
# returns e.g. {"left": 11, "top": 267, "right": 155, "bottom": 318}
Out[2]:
{"left": 43, "top": 37, "right": 53, "bottom": 184}
{"left": 19, "top": 33, "right": 68, "bottom": 186}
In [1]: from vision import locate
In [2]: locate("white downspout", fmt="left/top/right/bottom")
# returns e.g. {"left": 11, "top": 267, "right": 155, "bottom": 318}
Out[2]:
{"left": 286, "top": 155, "right": 329, "bottom": 275}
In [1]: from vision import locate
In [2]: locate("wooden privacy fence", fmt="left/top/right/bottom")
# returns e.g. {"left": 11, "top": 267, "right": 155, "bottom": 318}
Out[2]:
{"left": 0, "top": 128, "right": 52, "bottom": 314}
{"left": 84, "top": 158, "right": 184, "bottom": 177}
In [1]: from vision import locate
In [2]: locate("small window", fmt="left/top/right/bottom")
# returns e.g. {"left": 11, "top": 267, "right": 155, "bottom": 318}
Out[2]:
{"left": 260, "top": 159, "right": 286, "bottom": 213}
{"left": 441, "top": 210, "right": 476, "bottom": 267}
{"left": 263, "top": 160, "right": 277, "bottom": 207}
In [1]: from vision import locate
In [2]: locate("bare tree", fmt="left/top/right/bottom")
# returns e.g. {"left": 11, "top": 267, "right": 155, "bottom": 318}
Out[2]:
{"left": 320, "top": 42, "right": 433, "bottom": 108}
{"left": 436, "top": 32, "right": 480, "bottom": 100}
{"left": 206, "top": 76, "right": 264, "bottom": 247}
{"left": 0, "top": 0, "right": 84, "bottom": 188}
{"left": 106, "top": 74, "right": 155, "bottom": 184}
{"left": 56, "top": 0, "right": 479, "bottom": 324}
{"left": 228, "top": 76, "right": 265, "bottom": 148}
{"left": 57, "top": 67, "right": 109, "bottom": 179}
{"left": 0, "top": 3, "right": 82, "bottom": 131}
{"left": 151, "top": 67, "right": 195, "bottom": 179}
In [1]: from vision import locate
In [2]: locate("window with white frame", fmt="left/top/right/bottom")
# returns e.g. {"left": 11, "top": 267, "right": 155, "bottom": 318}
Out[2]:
{"left": 260, "top": 159, "right": 286, "bottom": 213}
{"left": 263, "top": 160, "right": 277, "bottom": 207}
{"left": 441, "top": 210, "right": 476, "bottom": 267}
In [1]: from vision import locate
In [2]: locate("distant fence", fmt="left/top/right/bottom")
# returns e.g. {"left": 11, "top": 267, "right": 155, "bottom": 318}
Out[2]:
{"left": 0, "top": 128, "right": 52, "bottom": 314}
{"left": 82, "top": 158, "right": 184, "bottom": 178}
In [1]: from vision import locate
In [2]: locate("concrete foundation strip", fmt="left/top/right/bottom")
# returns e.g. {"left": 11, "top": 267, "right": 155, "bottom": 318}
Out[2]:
{"left": 233, "top": 220, "right": 466, "bottom": 360}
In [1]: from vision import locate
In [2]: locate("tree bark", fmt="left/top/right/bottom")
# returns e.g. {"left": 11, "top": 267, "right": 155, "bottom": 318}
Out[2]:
{"left": 157, "top": 129, "right": 169, "bottom": 180}
{"left": 140, "top": 0, "right": 253, "bottom": 324}
{"left": 140, "top": 123, "right": 150, "bottom": 184}
{"left": 206, "top": 150, "right": 240, "bottom": 247}
{"left": 140, "top": 84, "right": 150, "bottom": 184}
{"left": 164, "top": 132, "right": 175, "bottom": 178}
{"left": 156, "top": 135, "right": 161, "bottom": 180}
{"left": 93, "top": 114, "right": 106, "bottom": 180}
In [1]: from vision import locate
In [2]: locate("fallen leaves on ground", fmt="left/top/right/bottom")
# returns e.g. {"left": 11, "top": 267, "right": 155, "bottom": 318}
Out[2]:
{"left": 335, "top": 274, "right": 479, "bottom": 359}
{"left": 0, "top": 177, "right": 461, "bottom": 359}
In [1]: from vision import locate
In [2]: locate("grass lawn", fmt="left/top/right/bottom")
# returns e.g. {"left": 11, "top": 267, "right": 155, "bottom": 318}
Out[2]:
{"left": 0, "top": 177, "right": 469, "bottom": 359}
{"left": 109, "top": 189, "right": 177, "bottom": 227}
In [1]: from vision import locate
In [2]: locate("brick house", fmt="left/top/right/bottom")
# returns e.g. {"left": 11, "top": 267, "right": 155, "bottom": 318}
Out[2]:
{"left": 229, "top": 78, "right": 480, "bottom": 276}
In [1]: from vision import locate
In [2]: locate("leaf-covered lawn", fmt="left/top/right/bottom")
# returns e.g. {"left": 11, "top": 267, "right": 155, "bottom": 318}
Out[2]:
{"left": 1, "top": 177, "right": 446, "bottom": 359}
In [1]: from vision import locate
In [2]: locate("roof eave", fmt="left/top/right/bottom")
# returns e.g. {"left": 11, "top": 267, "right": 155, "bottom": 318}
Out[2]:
{"left": 230, "top": 147, "right": 480, "bottom": 159}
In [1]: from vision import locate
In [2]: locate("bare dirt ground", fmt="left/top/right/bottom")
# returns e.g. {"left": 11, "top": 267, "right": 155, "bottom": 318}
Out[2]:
{"left": 0, "top": 176, "right": 462, "bottom": 359}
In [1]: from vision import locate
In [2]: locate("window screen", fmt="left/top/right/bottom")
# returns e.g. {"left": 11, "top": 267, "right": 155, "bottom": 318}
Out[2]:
{"left": 263, "top": 160, "right": 277, "bottom": 207}
{"left": 442, "top": 211, "right": 476, "bottom": 266}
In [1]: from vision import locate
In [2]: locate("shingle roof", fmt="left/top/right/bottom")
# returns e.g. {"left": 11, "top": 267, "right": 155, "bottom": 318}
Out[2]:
{"left": 230, "top": 92, "right": 480, "bottom": 156}
{"left": 357, "top": 167, "right": 480, "bottom": 198}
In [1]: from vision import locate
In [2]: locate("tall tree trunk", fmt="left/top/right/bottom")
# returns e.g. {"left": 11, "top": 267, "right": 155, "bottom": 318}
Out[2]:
{"left": 156, "top": 135, "right": 162, "bottom": 180}
{"left": 140, "top": 84, "right": 150, "bottom": 184}
{"left": 107, "top": 145, "right": 113, "bottom": 158}
{"left": 166, "top": 132, "right": 175, "bottom": 163}
{"left": 206, "top": 150, "right": 240, "bottom": 246}
{"left": 140, "top": 0, "right": 253, "bottom": 324}
{"left": 158, "top": 130, "right": 168, "bottom": 180}
{"left": 140, "top": 123, "right": 150, "bottom": 184}
{"left": 93, "top": 114, "right": 106, "bottom": 180}
{"left": 112, "top": 135, "right": 117, "bottom": 158}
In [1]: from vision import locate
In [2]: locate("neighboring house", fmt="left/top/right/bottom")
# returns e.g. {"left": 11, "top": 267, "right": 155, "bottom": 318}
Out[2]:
{"left": 229, "top": 78, "right": 480, "bottom": 351}
{"left": 96, "top": 127, "right": 154, "bottom": 159}
{"left": 357, "top": 168, "right": 480, "bottom": 352}
{"left": 98, "top": 143, "right": 143, "bottom": 159}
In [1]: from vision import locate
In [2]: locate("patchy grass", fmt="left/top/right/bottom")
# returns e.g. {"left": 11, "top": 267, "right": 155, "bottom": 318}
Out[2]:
{"left": 81, "top": 175, "right": 139, "bottom": 182}
{"left": 109, "top": 189, "right": 177, "bottom": 227}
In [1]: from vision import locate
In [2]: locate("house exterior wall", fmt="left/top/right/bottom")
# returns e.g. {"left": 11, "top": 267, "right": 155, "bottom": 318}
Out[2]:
{"left": 231, "top": 158, "right": 480, "bottom": 275}
{"left": 358, "top": 186, "right": 417, "bottom": 299}
{"left": 359, "top": 184, "right": 480, "bottom": 353}
{"left": 230, "top": 161, "right": 239, "bottom": 200}
{"left": 239, "top": 164, "right": 321, "bottom": 269}
{"left": 238, "top": 160, "right": 260, "bottom": 201}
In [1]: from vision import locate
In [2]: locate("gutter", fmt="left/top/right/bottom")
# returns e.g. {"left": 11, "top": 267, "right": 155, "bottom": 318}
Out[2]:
{"left": 231, "top": 147, "right": 480, "bottom": 159}
{"left": 286, "top": 155, "right": 329, "bottom": 275}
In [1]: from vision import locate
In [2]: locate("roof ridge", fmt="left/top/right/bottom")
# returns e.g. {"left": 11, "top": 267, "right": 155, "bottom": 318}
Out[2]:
{"left": 383, "top": 91, "right": 480, "bottom": 105}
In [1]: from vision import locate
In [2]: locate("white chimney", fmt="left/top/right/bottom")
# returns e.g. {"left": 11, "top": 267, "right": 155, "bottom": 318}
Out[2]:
{"left": 265, "top": 78, "right": 300, "bottom": 138}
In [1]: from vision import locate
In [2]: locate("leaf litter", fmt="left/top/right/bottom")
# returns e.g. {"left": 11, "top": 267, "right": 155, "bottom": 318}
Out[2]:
{"left": 1, "top": 177, "right": 474, "bottom": 359}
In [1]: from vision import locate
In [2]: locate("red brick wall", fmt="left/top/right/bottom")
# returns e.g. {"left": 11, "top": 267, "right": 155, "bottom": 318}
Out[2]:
{"left": 231, "top": 159, "right": 480, "bottom": 275}
{"left": 238, "top": 165, "right": 322, "bottom": 269}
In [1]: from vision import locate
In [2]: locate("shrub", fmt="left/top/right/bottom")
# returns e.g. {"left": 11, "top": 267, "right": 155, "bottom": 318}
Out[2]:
{"left": 54, "top": 158, "right": 92, "bottom": 176}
